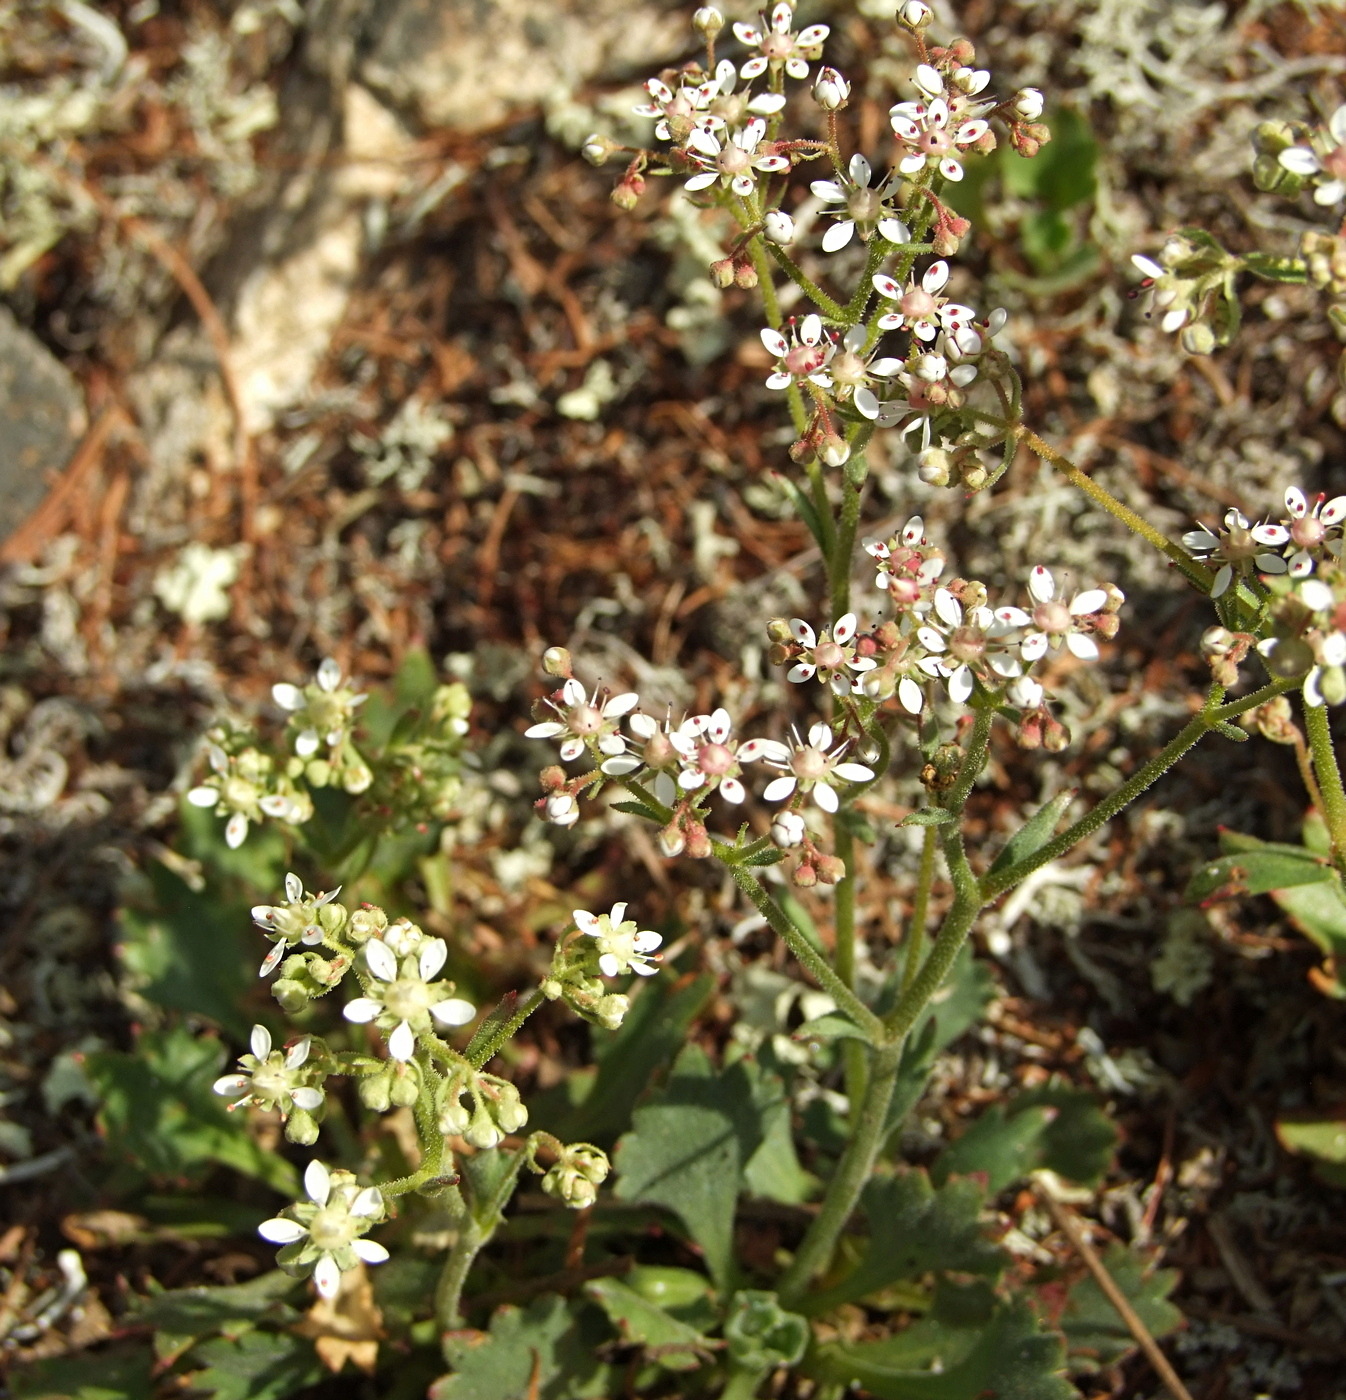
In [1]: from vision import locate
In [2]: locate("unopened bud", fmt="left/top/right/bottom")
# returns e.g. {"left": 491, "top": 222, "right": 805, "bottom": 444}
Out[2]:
{"left": 539, "top": 765, "right": 567, "bottom": 792}
{"left": 813, "top": 66, "right": 850, "bottom": 111}
{"left": 793, "top": 859, "right": 817, "bottom": 887}
{"left": 1180, "top": 322, "right": 1216, "bottom": 356}
{"left": 815, "top": 854, "right": 846, "bottom": 884}
{"left": 285, "top": 1108, "right": 320, "bottom": 1146}
{"left": 543, "top": 645, "right": 573, "bottom": 678}
{"left": 582, "top": 133, "right": 619, "bottom": 166}
{"left": 611, "top": 173, "right": 644, "bottom": 210}
{"left": 1012, "top": 87, "right": 1044, "bottom": 122}
{"left": 1042, "top": 717, "right": 1070, "bottom": 752}
{"left": 961, "top": 464, "right": 988, "bottom": 492}
{"left": 763, "top": 209, "right": 796, "bottom": 245}
{"left": 898, "top": 1, "right": 932, "bottom": 28}
{"left": 917, "top": 447, "right": 952, "bottom": 487}
{"left": 594, "top": 993, "right": 629, "bottom": 1029}
{"left": 545, "top": 793, "right": 579, "bottom": 827}
{"left": 766, "top": 617, "right": 794, "bottom": 643}
{"left": 709, "top": 257, "right": 736, "bottom": 288}
{"left": 734, "top": 258, "right": 759, "bottom": 289}
{"left": 693, "top": 5, "right": 724, "bottom": 37}
{"left": 1016, "top": 712, "right": 1044, "bottom": 749}
{"left": 819, "top": 433, "right": 851, "bottom": 467}
{"left": 685, "top": 821, "right": 713, "bottom": 859}
{"left": 772, "top": 810, "right": 806, "bottom": 847}
{"left": 658, "top": 822, "right": 686, "bottom": 857}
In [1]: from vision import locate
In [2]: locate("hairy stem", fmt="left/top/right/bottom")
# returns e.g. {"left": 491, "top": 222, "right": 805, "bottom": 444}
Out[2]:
{"left": 766, "top": 243, "right": 845, "bottom": 319}
{"left": 731, "top": 865, "right": 884, "bottom": 1040}
{"left": 833, "top": 822, "right": 866, "bottom": 1115}
{"left": 467, "top": 988, "right": 546, "bottom": 1071}
{"left": 1014, "top": 425, "right": 1213, "bottom": 586}
{"left": 776, "top": 1039, "right": 904, "bottom": 1305}
{"left": 1304, "top": 699, "right": 1346, "bottom": 876}
{"left": 434, "top": 1192, "right": 482, "bottom": 1328}
{"left": 900, "top": 823, "right": 939, "bottom": 995}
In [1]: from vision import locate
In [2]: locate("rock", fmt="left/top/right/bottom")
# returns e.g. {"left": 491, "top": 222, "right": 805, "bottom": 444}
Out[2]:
{"left": 0, "top": 307, "right": 87, "bottom": 541}
{"left": 359, "top": 0, "right": 687, "bottom": 131}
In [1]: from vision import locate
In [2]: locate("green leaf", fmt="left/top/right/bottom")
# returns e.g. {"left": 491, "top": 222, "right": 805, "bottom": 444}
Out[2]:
{"left": 1277, "top": 1115, "right": 1346, "bottom": 1186}
{"left": 1056, "top": 1244, "right": 1181, "bottom": 1371}
{"left": 739, "top": 1055, "right": 815, "bottom": 1205}
{"left": 613, "top": 1045, "right": 767, "bottom": 1287}
{"left": 932, "top": 1083, "right": 1116, "bottom": 1194}
{"left": 610, "top": 799, "right": 664, "bottom": 823}
{"left": 724, "top": 1290, "right": 808, "bottom": 1369}
{"left": 802, "top": 1171, "right": 1003, "bottom": 1315}
{"left": 1186, "top": 835, "right": 1333, "bottom": 903}
{"left": 118, "top": 861, "right": 257, "bottom": 1037}
{"left": 813, "top": 1288, "right": 1074, "bottom": 1400}
{"left": 432, "top": 1294, "right": 616, "bottom": 1399}
{"left": 127, "top": 1271, "right": 301, "bottom": 1339}
{"left": 794, "top": 1012, "right": 869, "bottom": 1043}
{"left": 623, "top": 1265, "right": 718, "bottom": 1327}
{"left": 988, "top": 792, "right": 1076, "bottom": 878}
{"left": 11, "top": 1347, "right": 154, "bottom": 1400}
{"left": 85, "top": 1025, "right": 298, "bottom": 1194}
{"left": 583, "top": 1276, "right": 712, "bottom": 1371}
{"left": 1243, "top": 251, "right": 1309, "bottom": 284}
{"left": 176, "top": 797, "right": 289, "bottom": 891}
{"left": 184, "top": 1329, "right": 322, "bottom": 1400}
{"left": 776, "top": 475, "right": 827, "bottom": 552}
{"left": 900, "top": 809, "right": 955, "bottom": 827}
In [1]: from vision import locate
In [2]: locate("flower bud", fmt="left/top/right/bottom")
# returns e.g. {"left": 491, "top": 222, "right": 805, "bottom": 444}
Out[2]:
{"left": 1016, "top": 712, "right": 1044, "bottom": 749}
{"left": 917, "top": 448, "right": 952, "bottom": 487}
{"left": 348, "top": 905, "right": 388, "bottom": 942}
{"left": 1012, "top": 87, "right": 1044, "bottom": 122}
{"left": 763, "top": 209, "right": 796, "bottom": 245}
{"left": 685, "top": 821, "right": 713, "bottom": 859}
{"left": 359, "top": 1070, "right": 393, "bottom": 1113}
{"left": 391, "top": 1065, "right": 421, "bottom": 1108}
{"left": 818, "top": 433, "right": 851, "bottom": 467}
{"left": 543, "top": 645, "right": 573, "bottom": 678}
{"left": 765, "top": 617, "right": 794, "bottom": 643}
{"left": 1180, "top": 322, "right": 1216, "bottom": 356}
{"left": 545, "top": 793, "right": 579, "bottom": 826}
{"left": 1042, "top": 717, "right": 1070, "bottom": 752}
{"left": 439, "top": 1098, "right": 472, "bottom": 1135}
{"left": 283, "top": 1107, "right": 320, "bottom": 1145}
{"left": 273, "top": 979, "right": 310, "bottom": 1014}
{"left": 815, "top": 854, "right": 846, "bottom": 884}
{"left": 734, "top": 258, "right": 759, "bottom": 289}
{"left": 465, "top": 1103, "right": 505, "bottom": 1150}
{"left": 1323, "top": 665, "right": 1346, "bottom": 708}
{"left": 594, "top": 993, "right": 630, "bottom": 1029}
{"left": 710, "top": 257, "right": 736, "bottom": 288}
{"left": 539, "top": 764, "right": 567, "bottom": 793}
{"left": 658, "top": 822, "right": 686, "bottom": 857}
{"left": 813, "top": 66, "right": 850, "bottom": 111}
{"left": 772, "top": 810, "right": 806, "bottom": 847}
{"left": 581, "top": 133, "right": 619, "bottom": 166}
{"left": 693, "top": 5, "right": 724, "bottom": 37}
{"left": 611, "top": 173, "right": 645, "bottom": 210}
{"left": 898, "top": 1, "right": 932, "bottom": 28}
{"left": 793, "top": 859, "right": 817, "bottom": 887}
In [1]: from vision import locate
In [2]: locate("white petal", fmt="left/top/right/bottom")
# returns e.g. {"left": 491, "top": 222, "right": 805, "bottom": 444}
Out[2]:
{"left": 834, "top": 763, "right": 874, "bottom": 783}
{"left": 812, "top": 783, "right": 839, "bottom": 813}
{"left": 915, "top": 64, "right": 943, "bottom": 96}
{"left": 430, "top": 998, "right": 477, "bottom": 1027}
{"left": 317, "top": 659, "right": 342, "bottom": 692}
{"left": 352, "top": 1187, "right": 384, "bottom": 1218}
{"left": 559, "top": 737, "right": 586, "bottom": 762}
{"left": 822, "top": 220, "right": 854, "bottom": 252}
{"left": 938, "top": 158, "right": 964, "bottom": 181}
{"left": 808, "top": 722, "right": 834, "bottom": 750}
{"left": 762, "top": 776, "right": 798, "bottom": 802}
{"left": 787, "top": 663, "right": 816, "bottom": 684}
{"left": 291, "top": 1087, "right": 324, "bottom": 1111}
{"left": 214, "top": 1075, "right": 250, "bottom": 1097}
{"left": 523, "top": 721, "right": 566, "bottom": 739}
{"left": 313, "top": 1255, "right": 341, "bottom": 1299}
{"left": 923, "top": 260, "right": 950, "bottom": 293}
{"left": 761, "top": 328, "right": 789, "bottom": 357}
{"left": 573, "top": 909, "right": 599, "bottom": 934}
{"left": 1066, "top": 633, "right": 1100, "bottom": 660}
{"left": 800, "top": 314, "right": 822, "bottom": 345}
{"left": 272, "top": 683, "right": 304, "bottom": 711}
{"left": 1322, "top": 496, "right": 1346, "bottom": 525}
{"left": 877, "top": 217, "right": 910, "bottom": 244}
{"left": 1069, "top": 589, "right": 1106, "bottom": 616}
{"left": 604, "top": 692, "right": 640, "bottom": 717}
{"left": 250, "top": 1024, "right": 272, "bottom": 1059}
{"left": 420, "top": 939, "right": 448, "bottom": 981}
{"left": 811, "top": 180, "right": 845, "bottom": 202}
{"left": 1286, "top": 486, "right": 1308, "bottom": 518}
{"left": 187, "top": 785, "right": 219, "bottom": 807}
{"left": 305, "top": 1159, "right": 332, "bottom": 1205}
{"left": 365, "top": 939, "right": 397, "bottom": 982}
{"left": 352, "top": 1239, "right": 390, "bottom": 1265}
{"left": 934, "top": 589, "right": 962, "bottom": 627}
{"left": 947, "top": 667, "right": 973, "bottom": 704}
{"left": 1279, "top": 147, "right": 1321, "bottom": 175}
{"left": 789, "top": 618, "right": 817, "bottom": 646}
{"left": 599, "top": 952, "right": 621, "bottom": 977}
{"left": 1020, "top": 633, "right": 1049, "bottom": 662}
{"left": 721, "top": 777, "right": 746, "bottom": 803}
{"left": 834, "top": 613, "right": 857, "bottom": 643}
{"left": 259, "top": 1217, "right": 306, "bottom": 1244}
{"left": 225, "top": 813, "right": 248, "bottom": 848}
{"left": 343, "top": 997, "right": 383, "bottom": 1024}
{"left": 388, "top": 1020, "right": 417, "bottom": 1062}
{"left": 899, "top": 677, "right": 924, "bottom": 714}
{"left": 259, "top": 942, "right": 287, "bottom": 978}
{"left": 1212, "top": 563, "right": 1233, "bottom": 598}
{"left": 1132, "top": 254, "right": 1164, "bottom": 279}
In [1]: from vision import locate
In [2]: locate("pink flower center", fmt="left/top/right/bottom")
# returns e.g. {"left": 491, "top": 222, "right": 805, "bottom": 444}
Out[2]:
{"left": 1033, "top": 601, "right": 1071, "bottom": 635}
{"left": 569, "top": 704, "right": 604, "bottom": 736}
{"left": 902, "top": 288, "right": 937, "bottom": 319}
{"left": 948, "top": 626, "right": 986, "bottom": 662}
{"left": 785, "top": 344, "right": 827, "bottom": 377}
{"left": 791, "top": 747, "right": 829, "bottom": 780}
{"left": 698, "top": 743, "right": 735, "bottom": 776}
{"left": 1292, "top": 516, "right": 1326, "bottom": 549}
{"left": 919, "top": 127, "right": 953, "bottom": 156}
{"left": 814, "top": 639, "right": 845, "bottom": 669}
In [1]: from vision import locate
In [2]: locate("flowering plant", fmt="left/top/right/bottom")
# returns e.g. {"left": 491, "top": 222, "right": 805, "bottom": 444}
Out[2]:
{"left": 123, "top": 5, "right": 1346, "bottom": 1397}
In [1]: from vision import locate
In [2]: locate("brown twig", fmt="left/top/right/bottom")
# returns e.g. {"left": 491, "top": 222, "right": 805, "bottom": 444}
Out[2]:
{"left": 1034, "top": 1181, "right": 1195, "bottom": 1400}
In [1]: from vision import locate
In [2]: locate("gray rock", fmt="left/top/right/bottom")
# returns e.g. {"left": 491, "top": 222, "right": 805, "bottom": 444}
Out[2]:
{"left": 359, "top": 0, "right": 687, "bottom": 131}
{"left": 0, "top": 307, "right": 86, "bottom": 541}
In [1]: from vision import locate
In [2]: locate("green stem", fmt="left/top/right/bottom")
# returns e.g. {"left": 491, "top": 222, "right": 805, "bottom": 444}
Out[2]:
{"left": 730, "top": 864, "right": 883, "bottom": 1041}
{"left": 1015, "top": 426, "right": 1212, "bottom": 584}
{"left": 434, "top": 1190, "right": 482, "bottom": 1328}
{"left": 467, "top": 988, "right": 546, "bottom": 1071}
{"left": 766, "top": 243, "right": 845, "bottom": 319}
{"left": 828, "top": 439, "right": 870, "bottom": 620}
{"left": 981, "top": 677, "right": 1295, "bottom": 900}
{"left": 1304, "top": 699, "right": 1346, "bottom": 875}
{"left": 720, "top": 1365, "right": 769, "bottom": 1400}
{"left": 806, "top": 456, "right": 837, "bottom": 556}
{"left": 833, "top": 822, "right": 866, "bottom": 1116}
{"left": 776, "top": 1039, "right": 903, "bottom": 1305}
{"left": 900, "top": 823, "right": 939, "bottom": 996}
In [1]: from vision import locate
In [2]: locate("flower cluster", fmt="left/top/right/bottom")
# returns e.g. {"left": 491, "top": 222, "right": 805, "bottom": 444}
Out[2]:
{"left": 214, "top": 1025, "right": 327, "bottom": 1145}
{"left": 273, "top": 658, "right": 371, "bottom": 793}
{"left": 186, "top": 736, "right": 312, "bottom": 848}
{"left": 259, "top": 1161, "right": 387, "bottom": 1299}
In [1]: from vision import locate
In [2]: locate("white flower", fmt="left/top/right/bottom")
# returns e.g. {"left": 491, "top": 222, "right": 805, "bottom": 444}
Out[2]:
{"left": 525, "top": 678, "right": 639, "bottom": 764}
{"left": 343, "top": 937, "right": 475, "bottom": 1061}
{"left": 685, "top": 118, "right": 789, "bottom": 197}
{"left": 259, "top": 1161, "right": 387, "bottom": 1299}
{"left": 760, "top": 313, "right": 834, "bottom": 390}
{"left": 1278, "top": 104, "right": 1346, "bottom": 207}
{"left": 214, "top": 1024, "right": 324, "bottom": 1115}
{"left": 1012, "top": 567, "right": 1112, "bottom": 662}
{"left": 1012, "top": 87, "right": 1044, "bottom": 121}
{"left": 668, "top": 707, "right": 762, "bottom": 804}
{"left": 890, "top": 93, "right": 989, "bottom": 183}
{"left": 824, "top": 325, "right": 904, "bottom": 419}
{"left": 1181, "top": 508, "right": 1289, "bottom": 598}
{"left": 785, "top": 613, "right": 878, "bottom": 694}
{"left": 252, "top": 873, "right": 345, "bottom": 977}
{"left": 810, "top": 153, "right": 911, "bottom": 253}
{"left": 633, "top": 73, "right": 721, "bottom": 143}
{"left": 873, "top": 260, "right": 975, "bottom": 342}
{"left": 186, "top": 744, "right": 310, "bottom": 850}
{"left": 272, "top": 658, "right": 368, "bottom": 760}
{"left": 915, "top": 588, "right": 1022, "bottom": 703}
{"left": 763, "top": 209, "right": 796, "bottom": 244}
{"left": 813, "top": 65, "right": 850, "bottom": 111}
{"left": 733, "top": 2, "right": 829, "bottom": 82}
{"left": 574, "top": 903, "right": 663, "bottom": 977}
{"left": 755, "top": 723, "right": 874, "bottom": 814}
{"left": 1276, "top": 486, "right": 1346, "bottom": 576}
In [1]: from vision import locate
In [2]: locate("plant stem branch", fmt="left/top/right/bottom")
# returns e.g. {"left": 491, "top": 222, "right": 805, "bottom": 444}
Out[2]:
{"left": 730, "top": 865, "right": 883, "bottom": 1041}
{"left": 900, "top": 823, "right": 939, "bottom": 996}
{"left": 766, "top": 243, "right": 845, "bottom": 319}
{"left": 1304, "top": 699, "right": 1346, "bottom": 875}
{"left": 833, "top": 822, "right": 866, "bottom": 1114}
